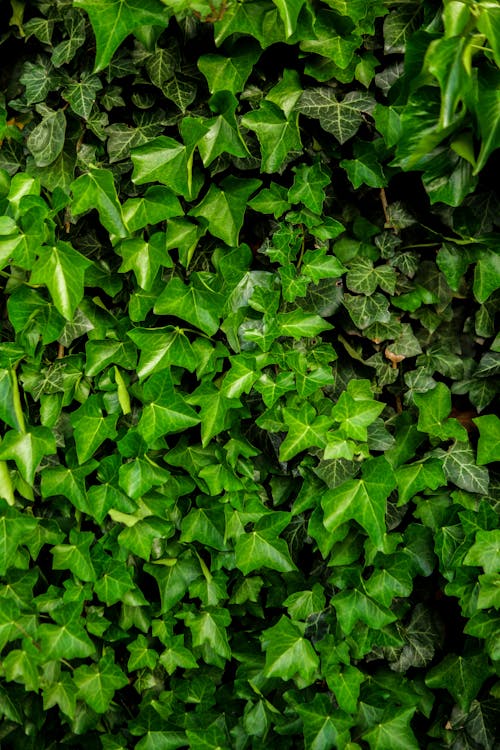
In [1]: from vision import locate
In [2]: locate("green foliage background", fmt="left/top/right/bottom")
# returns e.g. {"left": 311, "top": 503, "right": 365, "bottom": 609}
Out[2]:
{"left": 0, "top": 0, "right": 500, "bottom": 747}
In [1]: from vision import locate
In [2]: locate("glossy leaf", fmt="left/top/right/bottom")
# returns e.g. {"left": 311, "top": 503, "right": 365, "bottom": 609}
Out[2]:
{"left": 75, "top": 0, "right": 170, "bottom": 72}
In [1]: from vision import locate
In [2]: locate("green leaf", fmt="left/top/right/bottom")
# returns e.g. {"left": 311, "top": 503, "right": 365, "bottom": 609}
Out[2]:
{"left": 437, "top": 441, "right": 490, "bottom": 495}
{"left": 297, "top": 88, "right": 375, "bottom": 144}
{"left": 214, "top": 0, "right": 287, "bottom": 47}
{"left": 414, "top": 382, "right": 468, "bottom": 441}
{"left": 235, "top": 529, "right": 297, "bottom": 574}
{"left": 396, "top": 459, "right": 446, "bottom": 506}
{"left": 383, "top": 3, "right": 422, "bottom": 54}
{"left": 363, "top": 708, "right": 419, "bottom": 750}
{"left": 131, "top": 135, "right": 195, "bottom": 200}
{"left": 473, "top": 249, "right": 500, "bottom": 303}
{"left": 322, "top": 456, "right": 396, "bottom": 549}
{"left": 295, "top": 693, "right": 348, "bottom": 750}
{"left": 346, "top": 257, "right": 396, "bottom": 295}
{"left": 332, "top": 587, "right": 397, "bottom": 634}
{"left": 85, "top": 339, "right": 137, "bottom": 377}
{"left": 30, "top": 241, "right": 91, "bottom": 321}
{"left": 94, "top": 559, "right": 135, "bottom": 605}
{"left": 42, "top": 672, "right": 77, "bottom": 721}
{"left": 277, "top": 310, "right": 333, "bottom": 339}
{"left": 241, "top": 101, "right": 302, "bottom": 173}
{"left": 0, "top": 503, "right": 38, "bottom": 575}
{"left": 197, "top": 92, "right": 250, "bottom": 166}
{"left": 71, "top": 168, "right": 128, "bottom": 238}
{"left": 343, "top": 292, "right": 390, "bottom": 330}
{"left": 128, "top": 326, "right": 197, "bottom": 380}
{"left": 74, "top": 650, "right": 128, "bottom": 713}
{"left": 190, "top": 176, "right": 261, "bottom": 246}
{"left": 145, "top": 552, "right": 201, "bottom": 613}
{"left": 425, "top": 653, "right": 492, "bottom": 712}
{"left": 0, "top": 427, "right": 56, "bottom": 484}
{"left": 463, "top": 530, "right": 500, "bottom": 574}
{"left": 279, "top": 403, "right": 331, "bottom": 461}
{"left": 154, "top": 274, "right": 223, "bottom": 336}
{"left": 476, "top": 68, "right": 500, "bottom": 174}
{"left": 51, "top": 530, "right": 97, "bottom": 582}
{"left": 261, "top": 616, "right": 319, "bottom": 685}
{"left": 181, "top": 607, "right": 231, "bottom": 664}
{"left": 38, "top": 620, "right": 96, "bottom": 661}
{"left": 198, "top": 39, "right": 261, "bottom": 95}
{"left": 70, "top": 396, "right": 118, "bottom": 464}
{"left": 137, "top": 371, "right": 200, "bottom": 444}
{"left": 122, "top": 187, "right": 182, "bottom": 233}
{"left": 473, "top": 414, "right": 500, "bottom": 465}
{"left": 27, "top": 108, "right": 66, "bottom": 167}
{"left": 74, "top": 0, "right": 170, "bottom": 72}
{"left": 288, "top": 160, "right": 330, "bottom": 214}
{"left": 331, "top": 381, "right": 384, "bottom": 441}
{"left": 187, "top": 381, "right": 242, "bottom": 447}
{"left": 63, "top": 74, "right": 102, "bottom": 120}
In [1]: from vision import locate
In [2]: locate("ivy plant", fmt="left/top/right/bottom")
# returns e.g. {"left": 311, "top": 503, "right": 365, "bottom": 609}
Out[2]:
{"left": 0, "top": 0, "right": 499, "bottom": 748}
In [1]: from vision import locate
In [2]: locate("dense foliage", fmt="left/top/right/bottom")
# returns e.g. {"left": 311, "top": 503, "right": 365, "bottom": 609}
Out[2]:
{"left": 1, "top": 0, "right": 499, "bottom": 747}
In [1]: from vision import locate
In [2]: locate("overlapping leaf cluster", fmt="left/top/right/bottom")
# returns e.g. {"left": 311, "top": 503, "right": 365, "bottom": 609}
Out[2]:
{"left": 0, "top": 0, "right": 499, "bottom": 747}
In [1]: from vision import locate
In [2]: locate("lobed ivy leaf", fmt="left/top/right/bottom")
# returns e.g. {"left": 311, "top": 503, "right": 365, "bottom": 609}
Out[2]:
{"left": 297, "top": 88, "right": 375, "bottom": 144}
{"left": 261, "top": 616, "right": 319, "bottom": 685}
{"left": 74, "top": 0, "right": 170, "bottom": 72}
{"left": 241, "top": 101, "right": 302, "bottom": 173}
{"left": 322, "top": 456, "right": 396, "bottom": 549}
{"left": 190, "top": 176, "right": 261, "bottom": 246}
{"left": 71, "top": 168, "right": 128, "bottom": 239}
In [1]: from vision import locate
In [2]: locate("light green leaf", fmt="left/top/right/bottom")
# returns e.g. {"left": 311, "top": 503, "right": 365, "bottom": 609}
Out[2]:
{"left": 396, "top": 459, "right": 446, "bottom": 506}
{"left": 197, "top": 91, "right": 250, "bottom": 166}
{"left": 288, "top": 160, "right": 331, "bottom": 214}
{"left": 30, "top": 241, "right": 91, "bottom": 321}
{"left": 38, "top": 620, "right": 96, "bottom": 661}
{"left": 154, "top": 273, "right": 223, "bottom": 336}
{"left": 123, "top": 187, "right": 182, "bottom": 233}
{"left": 74, "top": 0, "right": 170, "bottom": 72}
{"left": 71, "top": 168, "right": 128, "bottom": 238}
{"left": 198, "top": 39, "right": 260, "bottom": 94}
{"left": 128, "top": 326, "right": 197, "bottom": 380}
{"left": 235, "top": 530, "right": 297, "bottom": 574}
{"left": 70, "top": 396, "right": 118, "bottom": 464}
{"left": 261, "top": 616, "right": 319, "bottom": 685}
{"left": 322, "top": 456, "right": 396, "bottom": 549}
{"left": 51, "top": 529, "right": 97, "bottom": 582}
{"left": 473, "top": 414, "right": 500, "bottom": 465}
{"left": 241, "top": 101, "right": 302, "bottom": 172}
{"left": 277, "top": 310, "right": 333, "bottom": 338}
{"left": 137, "top": 371, "right": 200, "bottom": 443}
{"left": 131, "top": 136, "right": 193, "bottom": 199}
{"left": 42, "top": 672, "right": 77, "bottom": 721}
{"left": 0, "top": 427, "right": 56, "bottom": 484}
{"left": 464, "top": 530, "right": 500, "bottom": 574}
{"left": 279, "top": 403, "right": 332, "bottom": 461}
{"left": 414, "top": 382, "right": 468, "bottom": 441}
{"left": 182, "top": 607, "right": 231, "bottom": 663}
